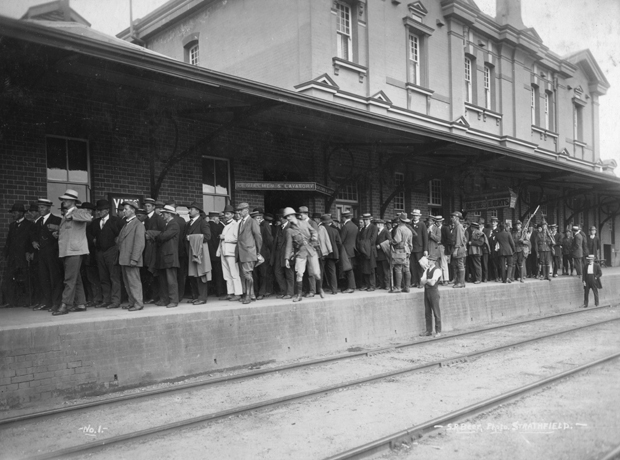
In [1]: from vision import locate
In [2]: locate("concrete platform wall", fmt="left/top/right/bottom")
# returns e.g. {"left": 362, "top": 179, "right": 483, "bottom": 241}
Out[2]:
{"left": 1, "top": 274, "right": 618, "bottom": 410}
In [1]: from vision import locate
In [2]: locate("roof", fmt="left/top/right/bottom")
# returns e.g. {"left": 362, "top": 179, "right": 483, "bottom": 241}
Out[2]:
{"left": 21, "top": 0, "right": 90, "bottom": 26}
{"left": 563, "top": 49, "right": 610, "bottom": 94}
{"left": 0, "top": 14, "right": 618, "bottom": 191}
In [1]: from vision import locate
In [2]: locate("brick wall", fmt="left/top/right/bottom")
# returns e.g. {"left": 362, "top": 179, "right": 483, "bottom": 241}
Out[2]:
{"left": 1, "top": 274, "right": 617, "bottom": 410}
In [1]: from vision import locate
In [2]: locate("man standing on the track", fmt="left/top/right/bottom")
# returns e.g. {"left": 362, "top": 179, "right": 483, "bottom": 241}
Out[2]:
{"left": 582, "top": 254, "right": 602, "bottom": 308}
{"left": 420, "top": 254, "right": 442, "bottom": 337}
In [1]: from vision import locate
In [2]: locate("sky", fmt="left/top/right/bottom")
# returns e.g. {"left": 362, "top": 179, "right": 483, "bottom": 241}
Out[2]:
{"left": 1, "top": 0, "right": 619, "bottom": 165}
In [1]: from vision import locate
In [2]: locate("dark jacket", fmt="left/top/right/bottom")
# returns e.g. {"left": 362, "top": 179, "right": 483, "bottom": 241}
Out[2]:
{"left": 340, "top": 220, "right": 358, "bottom": 258}
{"left": 173, "top": 214, "right": 188, "bottom": 258}
{"left": 32, "top": 214, "right": 61, "bottom": 253}
{"left": 259, "top": 220, "right": 273, "bottom": 262}
{"left": 582, "top": 262, "right": 602, "bottom": 286}
{"left": 357, "top": 223, "right": 378, "bottom": 263}
{"left": 92, "top": 215, "right": 124, "bottom": 252}
{"left": 271, "top": 222, "right": 289, "bottom": 267}
{"left": 207, "top": 221, "right": 224, "bottom": 260}
{"left": 375, "top": 227, "right": 392, "bottom": 261}
{"left": 410, "top": 220, "right": 428, "bottom": 253}
{"left": 323, "top": 223, "right": 341, "bottom": 260}
{"left": 156, "top": 219, "right": 180, "bottom": 269}
{"left": 495, "top": 230, "right": 515, "bottom": 256}
{"left": 185, "top": 216, "right": 211, "bottom": 257}
{"left": 586, "top": 235, "right": 600, "bottom": 257}
{"left": 4, "top": 218, "right": 34, "bottom": 268}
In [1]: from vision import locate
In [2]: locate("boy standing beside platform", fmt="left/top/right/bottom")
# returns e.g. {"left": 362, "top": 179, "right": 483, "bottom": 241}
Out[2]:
{"left": 420, "top": 254, "right": 442, "bottom": 337}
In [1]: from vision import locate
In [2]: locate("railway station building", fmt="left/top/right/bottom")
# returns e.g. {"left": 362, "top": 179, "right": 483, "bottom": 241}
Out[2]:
{"left": 2, "top": 0, "right": 620, "bottom": 265}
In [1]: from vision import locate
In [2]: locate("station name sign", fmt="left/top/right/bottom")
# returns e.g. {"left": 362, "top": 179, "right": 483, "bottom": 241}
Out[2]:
{"left": 463, "top": 189, "right": 518, "bottom": 212}
{"left": 235, "top": 181, "right": 335, "bottom": 196}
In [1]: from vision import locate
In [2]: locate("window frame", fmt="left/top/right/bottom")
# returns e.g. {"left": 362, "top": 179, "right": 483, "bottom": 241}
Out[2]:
{"left": 337, "top": 181, "right": 359, "bottom": 203}
{"left": 573, "top": 103, "right": 583, "bottom": 142}
{"left": 408, "top": 33, "right": 421, "bottom": 86}
{"left": 428, "top": 179, "right": 442, "bottom": 207}
{"left": 201, "top": 155, "right": 231, "bottom": 212}
{"left": 335, "top": 1, "right": 353, "bottom": 62}
{"left": 188, "top": 43, "right": 199, "bottom": 66}
{"left": 465, "top": 57, "right": 473, "bottom": 103}
{"left": 46, "top": 135, "right": 91, "bottom": 205}
{"left": 531, "top": 84, "right": 539, "bottom": 126}
{"left": 394, "top": 172, "right": 405, "bottom": 211}
{"left": 483, "top": 64, "right": 493, "bottom": 110}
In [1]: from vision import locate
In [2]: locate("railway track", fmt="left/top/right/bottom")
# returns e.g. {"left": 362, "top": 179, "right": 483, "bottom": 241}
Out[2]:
{"left": 7, "top": 306, "right": 619, "bottom": 460}
{"left": 325, "top": 351, "right": 620, "bottom": 460}
{"left": 1, "top": 303, "right": 613, "bottom": 427}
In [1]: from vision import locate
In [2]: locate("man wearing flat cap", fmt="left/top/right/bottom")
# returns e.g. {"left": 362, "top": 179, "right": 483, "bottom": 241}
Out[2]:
{"left": 236, "top": 202, "right": 263, "bottom": 304}
{"left": 30, "top": 199, "right": 63, "bottom": 311}
{"left": 118, "top": 201, "right": 146, "bottom": 311}
{"left": 55, "top": 189, "right": 93, "bottom": 315}
{"left": 2, "top": 203, "right": 34, "bottom": 307}
{"left": 185, "top": 202, "right": 211, "bottom": 305}
{"left": 92, "top": 199, "right": 124, "bottom": 309}
{"left": 420, "top": 254, "right": 442, "bottom": 337}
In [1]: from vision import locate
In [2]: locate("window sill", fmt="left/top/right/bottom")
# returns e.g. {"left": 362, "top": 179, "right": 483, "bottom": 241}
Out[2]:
{"left": 574, "top": 140, "right": 588, "bottom": 148}
{"left": 332, "top": 57, "right": 367, "bottom": 83}
{"left": 464, "top": 102, "right": 502, "bottom": 125}
{"left": 531, "top": 126, "right": 558, "bottom": 139}
{"left": 406, "top": 83, "right": 434, "bottom": 96}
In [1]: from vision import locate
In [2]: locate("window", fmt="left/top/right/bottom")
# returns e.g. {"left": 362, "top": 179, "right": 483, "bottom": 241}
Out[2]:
{"left": 544, "top": 91, "right": 555, "bottom": 131}
{"left": 573, "top": 104, "right": 583, "bottom": 142}
{"left": 531, "top": 85, "right": 539, "bottom": 126}
{"left": 408, "top": 34, "right": 420, "bottom": 85}
{"left": 188, "top": 43, "right": 199, "bottom": 66}
{"left": 394, "top": 173, "right": 405, "bottom": 211}
{"left": 465, "top": 58, "right": 472, "bottom": 103}
{"left": 46, "top": 136, "right": 89, "bottom": 206}
{"left": 336, "top": 2, "right": 352, "bottom": 61}
{"left": 484, "top": 65, "right": 492, "bottom": 109}
{"left": 202, "top": 156, "right": 230, "bottom": 213}
{"left": 428, "top": 179, "right": 442, "bottom": 206}
{"left": 337, "top": 181, "right": 358, "bottom": 202}
{"left": 488, "top": 209, "right": 498, "bottom": 219}
{"left": 544, "top": 92, "right": 550, "bottom": 130}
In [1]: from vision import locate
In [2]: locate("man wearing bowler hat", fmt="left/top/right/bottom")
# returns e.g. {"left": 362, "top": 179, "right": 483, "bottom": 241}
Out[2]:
{"left": 118, "top": 201, "right": 146, "bottom": 311}
{"left": 92, "top": 199, "right": 124, "bottom": 309}
{"left": 31, "top": 199, "right": 63, "bottom": 311}
{"left": 339, "top": 210, "right": 358, "bottom": 293}
{"left": 2, "top": 202, "right": 34, "bottom": 307}
{"left": 54, "top": 189, "right": 93, "bottom": 315}
{"left": 185, "top": 201, "right": 211, "bottom": 305}
{"left": 235, "top": 202, "right": 263, "bottom": 304}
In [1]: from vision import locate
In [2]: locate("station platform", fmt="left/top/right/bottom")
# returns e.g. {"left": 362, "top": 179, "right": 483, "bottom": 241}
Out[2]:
{"left": 2, "top": 268, "right": 620, "bottom": 411}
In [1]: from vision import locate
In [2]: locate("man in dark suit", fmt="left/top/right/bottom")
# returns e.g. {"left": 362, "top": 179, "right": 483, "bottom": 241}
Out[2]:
{"left": 537, "top": 221, "right": 554, "bottom": 281}
{"left": 272, "top": 212, "right": 294, "bottom": 299}
{"left": 321, "top": 214, "right": 341, "bottom": 294}
{"left": 206, "top": 211, "right": 225, "bottom": 297}
{"left": 496, "top": 223, "right": 515, "bottom": 283}
{"left": 142, "top": 198, "right": 166, "bottom": 303}
{"left": 31, "top": 199, "right": 63, "bottom": 311}
{"left": 582, "top": 254, "right": 602, "bottom": 308}
{"left": 251, "top": 208, "right": 273, "bottom": 300}
{"left": 409, "top": 209, "right": 428, "bottom": 289}
{"left": 2, "top": 203, "right": 34, "bottom": 307}
{"left": 441, "top": 217, "right": 453, "bottom": 284}
{"left": 92, "top": 200, "right": 124, "bottom": 309}
{"left": 81, "top": 202, "right": 102, "bottom": 307}
{"left": 236, "top": 202, "right": 263, "bottom": 304}
{"left": 185, "top": 202, "right": 211, "bottom": 305}
{"left": 485, "top": 217, "right": 500, "bottom": 281}
{"left": 374, "top": 219, "right": 392, "bottom": 290}
{"left": 357, "top": 213, "right": 378, "bottom": 291}
{"left": 156, "top": 205, "right": 181, "bottom": 308}
{"left": 571, "top": 225, "right": 584, "bottom": 276}
{"left": 586, "top": 226, "right": 600, "bottom": 260}
{"left": 339, "top": 211, "right": 358, "bottom": 293}
{"left": 166, "top": 200, "right": 189, "bottom": 302}
{"left": 118, "top": 201, "right": 146, "bottom": 311}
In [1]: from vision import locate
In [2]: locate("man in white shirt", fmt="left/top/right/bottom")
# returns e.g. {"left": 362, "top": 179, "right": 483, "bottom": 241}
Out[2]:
{"left": 218, "top": 205, "right": 243, "bottom": 301}
{"left": 420, "top": 254, "right": 443, "bottom": 337}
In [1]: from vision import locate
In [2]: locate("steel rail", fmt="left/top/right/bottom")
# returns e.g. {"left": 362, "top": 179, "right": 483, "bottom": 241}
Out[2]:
{"left": 325, "top": 351, "right": 620, "bottom": 460}
{"left": 19, "top": 316, "right": 620, "bottom": 460}
{"left": 0, "top": 303, "right": 612, "bottom": 427}
{"left": 598, "top": 443, "right": 620, "bottom": 460}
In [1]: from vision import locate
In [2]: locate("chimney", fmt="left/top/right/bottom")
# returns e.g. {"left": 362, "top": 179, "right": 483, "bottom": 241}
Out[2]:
{"left": 495, "top": 0, "right": 526, "bottom": 29}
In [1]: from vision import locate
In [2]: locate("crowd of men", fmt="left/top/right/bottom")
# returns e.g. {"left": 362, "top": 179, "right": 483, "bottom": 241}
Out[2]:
{"left": 1, "top": 190, "right": 604, "bottom": 317}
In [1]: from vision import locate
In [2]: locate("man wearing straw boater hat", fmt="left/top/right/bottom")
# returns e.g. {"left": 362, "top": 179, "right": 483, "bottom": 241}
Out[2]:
{"left": 31, "top": 198, "right": 63, "bottom": 311}
{"left": 420, "top": 254, "right": 443, "bottom": 337}
{"left": 54, "top": 189, "right": 93, "bottom": 315}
